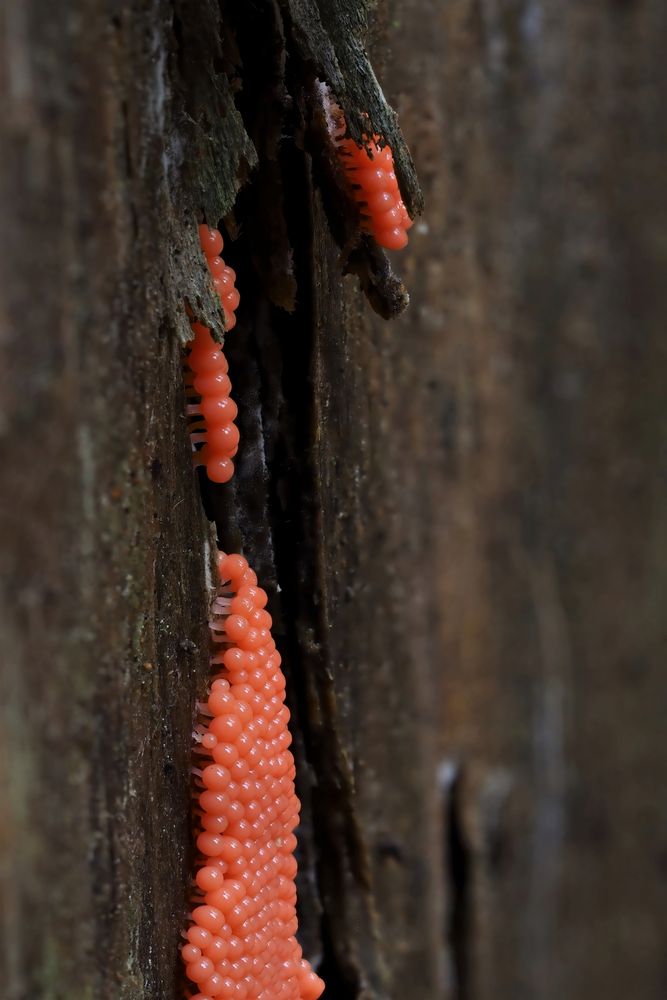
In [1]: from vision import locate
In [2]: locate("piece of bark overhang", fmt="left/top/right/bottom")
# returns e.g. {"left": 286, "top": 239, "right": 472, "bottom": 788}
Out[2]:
{"left": 172, "top": 0, "right": 258, "bottom": 341}
{"left": 282, "top": 0, "right": 423, "bottom": 217}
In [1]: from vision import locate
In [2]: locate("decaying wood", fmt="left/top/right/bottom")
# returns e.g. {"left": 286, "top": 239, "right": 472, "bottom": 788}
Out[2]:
{"left": 1, "top": 1, "right": 665, "bottom": 999}
{"left": 381, "top": 2, "right": 667, "bottom": 999}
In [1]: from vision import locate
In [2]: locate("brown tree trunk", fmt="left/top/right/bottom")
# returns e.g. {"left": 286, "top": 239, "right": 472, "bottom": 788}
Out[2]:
{"left": 0, "top": 2, "right": 665, "bottom": 1000}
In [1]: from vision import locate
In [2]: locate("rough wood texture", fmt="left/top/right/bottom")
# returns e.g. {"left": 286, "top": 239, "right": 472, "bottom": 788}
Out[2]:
{"left": 0, "top": 1, "right": 252, "bottom": 996}
{"left": 1, "top": 1, "right": 665, "bottom": 999}
{"left": 381, "top": 2, "right": 667, "bottom": 998}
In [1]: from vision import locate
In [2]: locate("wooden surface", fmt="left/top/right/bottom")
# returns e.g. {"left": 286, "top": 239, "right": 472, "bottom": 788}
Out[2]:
{"left": 383, "top": 2, "right": 667, "bottom": 998}
{"left": 1, "top": 1, "right": 666, "bottom": 999}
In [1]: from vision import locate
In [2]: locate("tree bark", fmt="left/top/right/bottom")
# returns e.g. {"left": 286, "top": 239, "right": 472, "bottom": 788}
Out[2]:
{"left": 383, "top": 2, "right": 667, "bottom": 998}
{"left": 1, "top": 2, "right": 665, "bottom": 1000}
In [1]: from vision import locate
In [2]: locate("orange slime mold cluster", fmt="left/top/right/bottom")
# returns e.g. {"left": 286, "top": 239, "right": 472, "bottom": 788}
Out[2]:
{"left": 334, "top": 126, "right": 413, "bottom": 251}
{"left": 198, "top": 224, "right": 240, "bottom": 332}
{"left": 184, "top": 325, "right": 239, "bottom": 485}
{"left": 184, "top": 227, "right": 241, "bottom": 485}
{"left": 181, "top": 552, "right": 325, "bottom": 1000}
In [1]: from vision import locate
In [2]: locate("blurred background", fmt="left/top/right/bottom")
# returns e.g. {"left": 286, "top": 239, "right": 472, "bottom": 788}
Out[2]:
{"left": 1, "top": 1, "right": 665, "bottom": 998}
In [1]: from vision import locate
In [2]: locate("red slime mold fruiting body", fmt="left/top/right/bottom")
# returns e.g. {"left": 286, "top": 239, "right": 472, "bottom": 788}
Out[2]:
{"left": 183, "top": 226, "right": 241, "bottom": 484}
{"left": 333, "top": 121, "right": 413, "bottom": 251}
{"left": 184, "top": 324, "right": 238, "bottom": 485}
{"left": 181, "top": 552, "right": 325, "bottom": 1000}
{"left": 198, "top": 224, "right": 240, "bottom": 332}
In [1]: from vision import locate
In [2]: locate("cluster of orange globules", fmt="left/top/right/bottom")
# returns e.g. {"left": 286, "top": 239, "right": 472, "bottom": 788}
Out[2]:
{"left": 198, "top": 224, "right": 240, "bottom": 332}
{"left": 185, "top": 325, "right": 239, "bottom": 484}
{"left": 184, "top": 226, "right": 241, "bottom": 485}
{"left": 181, "top": 552, "right": 325, "bottom": 1000}
{"left": 335, "top": 134, "right": 413, "bottom": 251}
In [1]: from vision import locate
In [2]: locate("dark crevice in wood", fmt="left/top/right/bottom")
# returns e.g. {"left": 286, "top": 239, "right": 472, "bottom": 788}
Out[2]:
{"left": 275, "top": 137, "right": 391, "bottom": 1000}
{"left": 444, "top": 764, "right": 472, "bottom": 1000}
{"left": 192, "top": 26, "right": 394, "bottom": 986}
